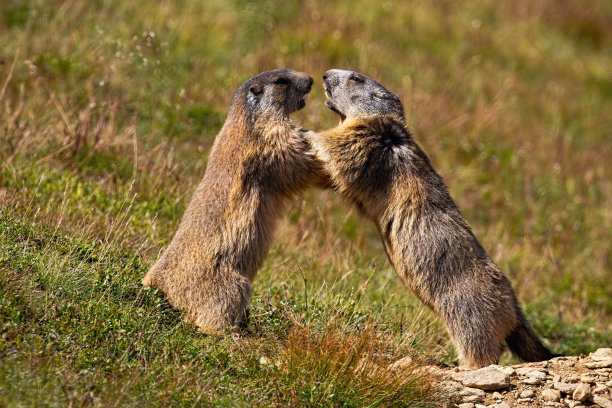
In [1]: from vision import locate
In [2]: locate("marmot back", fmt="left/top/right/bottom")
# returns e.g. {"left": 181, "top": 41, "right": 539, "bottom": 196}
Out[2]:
{"left": 310, "top": 69, "right": 557, "bottom": 367}
{"left": 142, "top": 69, "right": 318, "bottom": 332}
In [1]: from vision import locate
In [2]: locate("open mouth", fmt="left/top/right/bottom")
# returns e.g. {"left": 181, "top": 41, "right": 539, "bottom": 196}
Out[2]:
{"left": 324, "top": 83, "right": 332, "bottom": 99}
{"left": 323, "top": 83, "right": 346, "bottom": 121}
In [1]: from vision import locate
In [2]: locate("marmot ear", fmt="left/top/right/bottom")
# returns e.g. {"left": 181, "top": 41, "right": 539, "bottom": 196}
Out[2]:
{"left": 249, "top": 84, "right": 263, "bottom": 95}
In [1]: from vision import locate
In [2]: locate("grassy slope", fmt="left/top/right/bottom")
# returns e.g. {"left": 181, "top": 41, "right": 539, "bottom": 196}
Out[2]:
{"left": 1, "top": 0, "right": 610, "bottom": 406}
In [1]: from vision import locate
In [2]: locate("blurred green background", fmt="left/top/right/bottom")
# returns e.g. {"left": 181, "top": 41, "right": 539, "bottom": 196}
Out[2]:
{"left": 1, "top": 0, "right": 610, "bottom": 406}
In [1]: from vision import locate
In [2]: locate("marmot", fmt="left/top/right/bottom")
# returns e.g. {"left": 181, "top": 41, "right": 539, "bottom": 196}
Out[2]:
{"left": 309, "top": 69, "right": 556, "bottom": 367}
{"left": 142, "top": 69, "right": 319, "bottom": 332}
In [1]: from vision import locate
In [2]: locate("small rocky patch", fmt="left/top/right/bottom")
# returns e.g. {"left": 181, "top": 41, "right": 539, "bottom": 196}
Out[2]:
{"left": 409, "top": 348, "right": 612, "bottom": 407}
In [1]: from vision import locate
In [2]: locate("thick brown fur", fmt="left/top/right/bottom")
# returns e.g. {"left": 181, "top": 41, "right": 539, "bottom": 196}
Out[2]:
{"left": 310, "top": 69, "right": 556, "bottom": 368}
{"left": 142, "top": 69, "right": 320, "bottom": 333}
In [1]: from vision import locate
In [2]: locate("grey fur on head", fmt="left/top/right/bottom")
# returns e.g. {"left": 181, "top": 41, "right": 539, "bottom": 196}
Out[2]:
{"left": 323, "top": 69, "right": 404, "bottom": 121}
{"left": 241, "top": 69, "right": 313, "bottom": 119}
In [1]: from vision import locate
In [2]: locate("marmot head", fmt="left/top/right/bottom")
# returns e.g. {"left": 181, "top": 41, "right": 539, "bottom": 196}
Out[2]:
{"left": 322, "top": 69, "right": 404, "bottom": 121}
{"left": 233, "top": 69, "right": 313, "bottom": 120}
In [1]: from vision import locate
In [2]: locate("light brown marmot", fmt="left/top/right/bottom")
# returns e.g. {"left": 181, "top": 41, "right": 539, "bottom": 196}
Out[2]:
{"left": 308, "top": 69, "right": 556, "bottom": 367}
{"left": 143, "top": 69, "right": 318, "bottom": 332}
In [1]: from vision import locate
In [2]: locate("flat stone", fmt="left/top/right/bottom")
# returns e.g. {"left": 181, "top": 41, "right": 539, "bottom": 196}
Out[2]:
{"left": 586, "top": 359, "right": 612, "bottom": 369}
{"left": 573, "top": 383, "right": 591, "bottom": 402}
{"left": 522, "top": 377, "right": 542, "bottom": 385}
{"left": 491, "top": 365, "right": 516, "bottom": 376}
{"left": 489, "top": 403, "right": 511, "bottom": 408}
{"left": 528, "top": 370, "right": 549, "bottom": 380}
{"left": 451, "top": 372, "right": 467, "bottom": 382}
{"left": 461, "top": 366, "right": 510, "bottom": 390}
{"left": 591, "top": 395, "right": 612, "bottom": 408}
{"left": 580, "top": 374, "right": 597, "bottom": 383}
{"left": 542, "top": 388, "right": 562, "bottom": 402}
{"left": 520, "top": 389, "right": 535, "bottom": 398}
{"left": 564, "top": 374, "right": 580, "bottom": 383}
{"left": 593, "top": 384, "right": 608, "bottom": 394}
{"left": 460, "top": 387, "right": 486, "bottom": 396}
{"left": 440, "top": 380, "right": 463, "bottom": 391}
{"left": 459, "top": 387, "right": 485, "bottom": 403}
{"left": 543, "top": 403, "right": 564, "bottom": 407}
{"left": 516, "top": 367, "right": 547, "bottom": 376}
{"left": 461, "top": 395, "right": 483, "bottom": 404}
{"left": 554, "top": 382, "right": 579, "bottom": 394}
{"left": 606, "top": 380, "right": 612, "bottom": 387}
{"left": 457, "top": 404, "right": 474, "bottom": 408}
{"left": 591, "top": 348, "right": 612, "bottom": 361}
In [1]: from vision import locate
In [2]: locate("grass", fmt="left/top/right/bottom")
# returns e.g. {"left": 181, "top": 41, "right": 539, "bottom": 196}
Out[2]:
{"left": 1, "top": 0, "right": 611, "bottom": 406}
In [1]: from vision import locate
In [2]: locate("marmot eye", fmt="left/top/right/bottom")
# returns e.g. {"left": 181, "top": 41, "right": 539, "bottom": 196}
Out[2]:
{"left": 349, "top": 75, "right": 364, "bottom": 83}
{"left": 274, "top": 77, "right": 290, "bottom": 85}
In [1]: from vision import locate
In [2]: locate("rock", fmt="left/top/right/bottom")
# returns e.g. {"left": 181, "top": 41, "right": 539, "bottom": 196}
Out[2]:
{"left": 543, "top": 403, "right": 564, "bottom": 407}
{"left": 520, "top": 389, "right": 535, "bottom": 398}
{"left": 457, "top": 404, "right": 474, "bottom": 408}
{"left": 591, "top": 395, "right": 612, "bottom": 408}
{"left": 586, "top": 359, "right": 612, "bottom": 369}
{"left": 607, "top": 380, "right": 612, "bottom": 387}
{"left": 522, "top": 377, "right": 542, "bottom": 385}
{"left": 528, "top": 370, "right": 549, "bottom": 380}
{"left": 573, "top": 383, "right": 591, "bottom": 402}
{"left": 259, "top": 356, "right": 270, "bottom": 365}
{"left": 459, "top": 387, "right": 485, "bottom": 403}
{"left": 461, "top": 366, "right": 510, "bottom": 390}
{"left": 593, "top": 384, "right": 608, "bottom": 394}
{"left": 516, "top": 367, "right": 546, "bottom": 376}
{"left": 440, "top": 380, "right": 463, "bottom": 391}
{"left": 580, "top": 374, "right": 597, "bottom": 383}
{"left": 389, "top": 356, "right": 413, "bottom": 371}
{"left": 564, "top": 374, "right": 580, "bottom": 383}
{"left": 590, "top": 348, "right": 612, "bottom": 361}
{"left": 517, "top": 398, "right": 533, "bottom": 403}
{"left": 451, "top": 372, "right": 467, "bottom": 382}
{"left": 542, "top": 388, "right": 562, "bottom": 402}
{"left": 554, "top": 382, "right": 579, "bottom": 394}
{"left": 550, "top": 371, "right": 561, "bottom": 382}
{"left": 492, "top": 391, "right": 504, "bottom": 400}
{"left": 491, "top": 365, "right": 516, "bottom": 376}
{"left": 461, "top": 395, "right": 482, "bottom": 404}
{"left": 490, "top": 403, "right": 511, "bottom": 408}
